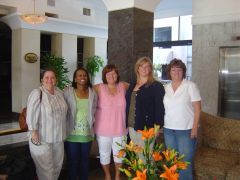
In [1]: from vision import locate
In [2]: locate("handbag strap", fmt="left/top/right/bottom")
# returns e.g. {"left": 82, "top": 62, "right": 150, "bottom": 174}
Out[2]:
{"left": 40, "top": 89, "right": 42, "bottom": 103}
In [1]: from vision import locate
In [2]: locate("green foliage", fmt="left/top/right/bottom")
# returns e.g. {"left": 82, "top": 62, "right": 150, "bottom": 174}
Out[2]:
{"left": 85, "top": 55, "right": 104, "bottom": 77}
{"left": 153, "top": 64, "right": 163, "bottom": 72}
{"left": 41, "top": 54, "right": 71, "bottom": 90}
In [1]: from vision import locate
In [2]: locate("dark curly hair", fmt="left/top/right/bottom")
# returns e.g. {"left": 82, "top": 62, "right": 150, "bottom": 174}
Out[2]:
{"left": 72, "top": 67, "right": 92, "bottom": 88}
{"left": 166, "top": 58, "right": 186, "bottom": 80}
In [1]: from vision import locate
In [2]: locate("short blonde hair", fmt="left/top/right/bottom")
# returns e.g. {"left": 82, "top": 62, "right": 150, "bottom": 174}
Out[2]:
{"left": 134, "top": 56, "right": 155, "bottom": 85}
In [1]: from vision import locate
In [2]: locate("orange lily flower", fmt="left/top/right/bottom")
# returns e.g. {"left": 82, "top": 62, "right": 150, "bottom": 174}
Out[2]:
{"left": 160, "top": 164, "right": 179, "bottom": 180}
{"left": 152, "top": 151, "right": 163, "bottom": 161}
{"left": 138, "top": 128, "right": 155, "bottom": 140}
{"left": 126, "top": 141, "right": 143, "bottom": 153}
{"left": 116, "top": 149, "right": 125, "bottom": 158}
{"left": 163, "top": 149, "right": 177, "bottom": 162}
{"left": 133, "top": 169, "right": 147, "bottom": 180}
{"left": 126, "top": 141, "right": 135, "bottom": 151}
{"left": 177, "top": 161, "right": 188, "bottom": 170}
{"left": 162, "top": 150, "right": 171, "bottom": 161}
{"left": 133, "top": 145, "right": 143, "bottom": 153}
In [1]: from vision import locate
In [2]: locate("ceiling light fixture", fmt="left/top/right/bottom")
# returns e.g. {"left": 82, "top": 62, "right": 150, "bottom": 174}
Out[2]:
{"left": 21, "top": 0, "right": 47, "bottom": 25}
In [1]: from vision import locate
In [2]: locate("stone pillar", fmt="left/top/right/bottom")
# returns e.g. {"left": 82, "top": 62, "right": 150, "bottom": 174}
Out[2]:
{"left": 102, "top": 0, "right": 160, "bottom": 82}
{"left": 12, "top": 29, "right": 40, "bottom": 112}
{"left": 52, "top": 33, "right": 78, "bottom": 80}
{"left": 108, "top": 8, "right": 153, "bottom": 82}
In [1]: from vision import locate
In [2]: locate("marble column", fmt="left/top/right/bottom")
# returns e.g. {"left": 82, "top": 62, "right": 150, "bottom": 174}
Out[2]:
{"left": 108, "top": 8, "right": 154, "bottom": 82}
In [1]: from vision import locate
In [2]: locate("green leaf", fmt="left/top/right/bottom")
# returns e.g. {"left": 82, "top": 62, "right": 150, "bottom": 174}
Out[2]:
{"left": 85, "top": 55, "right": 104, "bottom": 77}
{"left": 41, "top": 54, "right": 71, "bottom": 90}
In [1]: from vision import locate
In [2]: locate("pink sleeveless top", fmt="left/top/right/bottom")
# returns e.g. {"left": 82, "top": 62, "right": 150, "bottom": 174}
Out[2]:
{"left": 94, "top": 82, "right": 127, "bottom": 136}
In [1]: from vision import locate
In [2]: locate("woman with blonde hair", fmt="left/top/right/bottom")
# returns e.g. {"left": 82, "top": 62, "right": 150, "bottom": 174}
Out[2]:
{"left": 126, "top": 57, "right": 165, "bottom": 147}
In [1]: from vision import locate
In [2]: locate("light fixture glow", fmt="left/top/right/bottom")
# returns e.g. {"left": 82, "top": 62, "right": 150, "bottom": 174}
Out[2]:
{"left": 21, "top": 0, "right": 47, "bottom": 25}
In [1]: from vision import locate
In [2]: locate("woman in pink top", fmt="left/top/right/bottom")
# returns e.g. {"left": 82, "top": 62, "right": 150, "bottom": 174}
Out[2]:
{"left": 94, "top": 64, "right": 129, "bottom": 180}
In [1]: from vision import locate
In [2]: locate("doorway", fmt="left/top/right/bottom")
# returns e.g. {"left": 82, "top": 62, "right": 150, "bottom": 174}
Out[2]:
{"left": 0, "top": 22, "right": 11, "bottom": 115}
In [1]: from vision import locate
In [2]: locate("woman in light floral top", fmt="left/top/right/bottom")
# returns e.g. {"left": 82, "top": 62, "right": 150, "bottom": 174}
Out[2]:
{"left": 64, "top": 67, "right": 97, "bottom": 180}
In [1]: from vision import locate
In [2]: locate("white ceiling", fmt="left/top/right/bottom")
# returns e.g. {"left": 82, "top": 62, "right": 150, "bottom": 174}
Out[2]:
{"left": 155, "top": 0, "right": 192, "bottom": 18}
{"left": 0, "top": 0, "right": 192, "bottom": 19}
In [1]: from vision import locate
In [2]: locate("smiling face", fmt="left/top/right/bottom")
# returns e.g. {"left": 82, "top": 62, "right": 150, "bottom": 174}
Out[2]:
{"left": 137, "top": 62, "right": 152, "bottom": 78}
{"left": 41, "top": 70, "right": 57, "bottom": 89}
{"left": 105, "top": 70, "right": 118, "bottom": 85}
{"left": 75, "top": 69, "right": 88, "bottom": 86}
{"left": 170, "top": 66, "right": 184, "bottom": 82}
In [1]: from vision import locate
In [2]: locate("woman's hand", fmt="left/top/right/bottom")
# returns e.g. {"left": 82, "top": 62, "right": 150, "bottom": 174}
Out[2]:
{"left": 190, "top": 126, "right": 198, "bottom": 139}
{"left": 31, "top": 130, "right": 40, "bottom": 142}
{"left": 191, "top": 101, "right": 201, "bottom": 139}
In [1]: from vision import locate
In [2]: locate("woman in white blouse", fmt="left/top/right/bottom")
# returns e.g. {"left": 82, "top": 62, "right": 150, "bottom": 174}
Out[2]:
{"left": 26, "top": 68, "right": 68, "bottom": 180}
{"left": 163, "top": 59, "right": 201, "bottom": 180}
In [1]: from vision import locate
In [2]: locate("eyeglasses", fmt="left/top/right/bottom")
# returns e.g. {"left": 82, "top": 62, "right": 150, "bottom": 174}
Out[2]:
{"left": 31, "top": 138, "right": 41, "bottom": 146}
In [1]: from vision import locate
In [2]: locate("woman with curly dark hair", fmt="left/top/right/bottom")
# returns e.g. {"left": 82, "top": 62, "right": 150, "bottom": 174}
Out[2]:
{"left": 164, "top": 58, "right": 201, "bottom": 180}
{"left": 64, "top": 67, "right": 97, "bottom": 180}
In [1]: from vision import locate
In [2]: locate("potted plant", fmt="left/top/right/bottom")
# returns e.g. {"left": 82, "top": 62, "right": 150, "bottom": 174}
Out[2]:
{"left": 41, "top": 54, "right": 71, "bottom": 90}
{"left": 85, "top": 55, "right": 104, "bottom": 82}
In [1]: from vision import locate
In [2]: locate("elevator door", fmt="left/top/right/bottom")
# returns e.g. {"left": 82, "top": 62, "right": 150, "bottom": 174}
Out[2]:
{"left": 218, "top": 47, "right": 240, "bottom": 120}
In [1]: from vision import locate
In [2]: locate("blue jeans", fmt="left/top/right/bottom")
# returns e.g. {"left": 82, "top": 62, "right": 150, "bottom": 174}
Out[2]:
{"left": 163, "top": 128, "right": 196, "bottom": 180}
{"left": 65, "top": 141, "right": 92, "bottom": 180}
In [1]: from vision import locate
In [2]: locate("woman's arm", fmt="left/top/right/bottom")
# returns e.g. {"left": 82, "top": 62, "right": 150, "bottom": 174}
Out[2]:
{"left": 191, "top": 101, "right": 201, "bottom": 138}
{"left": 26, "top": 89, "right": 42, "bottom": 142}
{"left": 122, "top": 81, "right": 129, "bottom": 90}
{"left": 93, "top": 84, "right": 100, "bottom": 95}
{"left": 153, "top": 82, "right": 165, "bottom": 128}
{"left": 92, "top": 90, "right": 98, "bottom": 115}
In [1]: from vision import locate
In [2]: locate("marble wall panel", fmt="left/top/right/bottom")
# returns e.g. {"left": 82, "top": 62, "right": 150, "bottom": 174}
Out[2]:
{"left": 192, "top": 21, "right": 240, "bottom": 115}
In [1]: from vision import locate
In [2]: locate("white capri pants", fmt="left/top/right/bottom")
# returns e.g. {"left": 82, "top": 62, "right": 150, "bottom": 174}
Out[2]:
{"left": 97, "top": 135, "right": 126, "bottom": 165}
{"left": 29, "top": 139, "right": 64, "bottom": 180}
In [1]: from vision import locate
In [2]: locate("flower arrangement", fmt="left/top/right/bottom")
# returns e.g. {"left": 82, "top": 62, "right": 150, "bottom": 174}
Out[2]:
{"left": 117, "top": 125, "right": 189, "bottom": 180}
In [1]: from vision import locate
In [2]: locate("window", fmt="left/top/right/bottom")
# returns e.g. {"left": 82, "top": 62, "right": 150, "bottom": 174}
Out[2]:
{"left": 153, "top": 15, "right": 192, "bottom": 81}
{"left": 77, "top": 38, "right": 84, "bottom": 68}
{"left": 154, "top": 27, "right": 171, "bottom": 42}
{"left": 40, "top": 34, "right": 51, "bottom": 61}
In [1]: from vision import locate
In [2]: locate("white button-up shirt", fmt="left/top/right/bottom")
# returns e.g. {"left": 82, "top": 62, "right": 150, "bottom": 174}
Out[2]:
{"left": 163, "top": 80, "right": 201, "bottom": 130}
